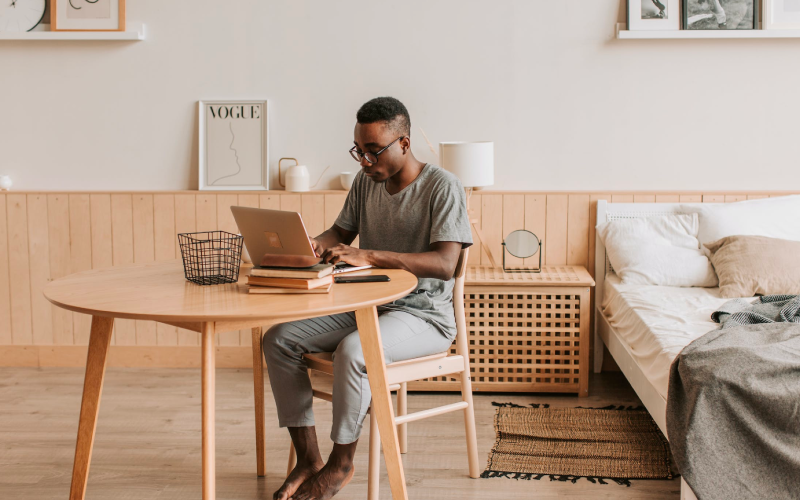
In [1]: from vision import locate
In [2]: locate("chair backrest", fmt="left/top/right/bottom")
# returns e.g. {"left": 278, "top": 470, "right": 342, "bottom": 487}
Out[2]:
{"left": 453, "top": 248, "right": 469, "bottom": 355}
{"left": 454, "top": 247, "right": 468, "bottom": 280}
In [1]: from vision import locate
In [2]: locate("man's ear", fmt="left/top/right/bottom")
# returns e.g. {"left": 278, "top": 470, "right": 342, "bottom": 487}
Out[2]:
{"left": 402, "top": 136, "right": 411, "bottom": 154}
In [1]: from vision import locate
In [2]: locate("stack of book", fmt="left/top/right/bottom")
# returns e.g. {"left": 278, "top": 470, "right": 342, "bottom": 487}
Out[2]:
{"left": 247, "top": 264, "right": 334, "bottom": 294}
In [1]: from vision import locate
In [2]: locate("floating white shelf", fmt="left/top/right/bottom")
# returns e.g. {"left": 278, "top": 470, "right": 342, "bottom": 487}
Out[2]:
{"left": 616, "top": 23, "right": 800, "bottom": 39}
{"left": 0, "top": 23, "right": 146, "bottom": 41}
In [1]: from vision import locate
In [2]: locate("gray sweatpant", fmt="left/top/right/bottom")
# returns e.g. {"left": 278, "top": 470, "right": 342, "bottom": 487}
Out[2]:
{"left": 263, "top": 310, "right": 453, "bottom": 444}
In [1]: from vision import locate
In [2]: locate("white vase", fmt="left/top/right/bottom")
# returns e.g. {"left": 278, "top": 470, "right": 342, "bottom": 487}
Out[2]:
{"left": 0, "top": 176, "right": 12, "bottom": 191}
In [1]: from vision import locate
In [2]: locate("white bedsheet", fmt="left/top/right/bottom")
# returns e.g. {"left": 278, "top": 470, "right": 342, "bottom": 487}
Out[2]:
{"left": 601, "top": 274, "right": 729, "bottom": 400}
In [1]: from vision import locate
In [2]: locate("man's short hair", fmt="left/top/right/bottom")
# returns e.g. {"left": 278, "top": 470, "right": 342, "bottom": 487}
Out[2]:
{"left": 356, "top": 97, "right": 411, "bottom": 136}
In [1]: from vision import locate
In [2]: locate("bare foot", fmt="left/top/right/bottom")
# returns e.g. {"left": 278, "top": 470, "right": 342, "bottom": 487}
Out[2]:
{"left": 291, "top": 461, "right": 355, "bottom": 500}
{"left": 273, "top": 460, "right": 324, "bottom": 500}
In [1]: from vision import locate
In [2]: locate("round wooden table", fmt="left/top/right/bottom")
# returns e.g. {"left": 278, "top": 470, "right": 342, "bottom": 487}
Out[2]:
{"left": 44, "top": 260, "right": 418, "bottom": 500}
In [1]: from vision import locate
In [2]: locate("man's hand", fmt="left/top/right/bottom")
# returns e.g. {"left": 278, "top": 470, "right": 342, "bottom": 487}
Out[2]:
{"left": 320, "top": 244, "right": 373, "bottom": 267}
{"left": 309, "top": 237, "right": 323, "bottom": 257}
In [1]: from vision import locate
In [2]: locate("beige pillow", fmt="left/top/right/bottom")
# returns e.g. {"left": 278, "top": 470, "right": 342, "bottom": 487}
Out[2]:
{"left": 705, "top": 235, "right": 800, "bottom": 298}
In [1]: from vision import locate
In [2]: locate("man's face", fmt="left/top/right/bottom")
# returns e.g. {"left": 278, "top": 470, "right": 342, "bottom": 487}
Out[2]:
{"left": 353, "top": 122, "right": 407, "bottom": 183}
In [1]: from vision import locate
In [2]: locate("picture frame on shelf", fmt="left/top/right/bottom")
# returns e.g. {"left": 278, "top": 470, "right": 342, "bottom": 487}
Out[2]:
{"left": 628, "top": 0, "right": 681, "bottom": 30}
{"left": 199, "top": 100, "right": 269, "bottom": 191}
{"left": 52, "top": 0, "right": 125, "bottom": 31}
{"left": 764, "top": 0, "right": 800, "bottom": 29}
{"left": 683, "top": 0, "right": 759, "bottom": 29}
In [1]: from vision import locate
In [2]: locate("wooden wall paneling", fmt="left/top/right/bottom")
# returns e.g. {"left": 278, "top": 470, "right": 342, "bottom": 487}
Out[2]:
{"left": 610, "top": 194, "right": 634, "bottom": 203}
{"left": 111, "top": 194, "right": 136, "bottom": 345}
{"left": 523, "top": 194, "right": 546, "bottom": 269}
{"left": 567, "top": 194, "right": 590, "bottom": 268}
{"left": 466, "top": 193, "right": 482, "bottom": 266}
{"left": 480, "top": 195, "right": 503, "bottom": 267}
{"left": 501, "top": 195, "right": 525, "bottom": 268}
{"left": 215, "top": 194, "right": 242, "bottom": 346}
{"left": 132, "top": 195, "right": 158, "bottom": 346}
{"left": 47, "top": 194, "right": 74, "bottom": 345}
{"left": 679, "top": 194, "right": 702, "bottom": 202}
{"left": 27, "top": 194, "right": 53, "bottom": 346}
{"left": 725, "top": 194, "right": 747, "bottom": 203}
{"left": 69, "top": 195, "right": 93, "bottom": 345}
{"left": 544, "top": 195, "right": 569, "bottom": 266}
{"left": 279, "top": 194, "right": 302, "bottom": 213}
{"left": 195, "top": 194, "right": 217, "bottom": 233}
{"left": 259, "top": 193, "right": 281, "bottom": 210}
{"left": 174, "top": 194, "right": 198, "bottom": 346}
{"left": 633, "top": 194, "right": 656, "bottom": 203}
{"left": 703, "top": 194, "right": 725, "bottom": 203}
{"left": 238, "top": 194, "right": 259, "bottom": 210}
{"left": 324, "top": 193, "right": 346, "bottom": 228}
{"left": 216, "top": 194, "right": 238, "bottom": 234}
{"left": 153, "top": 194, "right": 178, "bottom": 346}
{"left": 301, "top": 194, "right": 326, "bottom": 238}
{"left": 89, "top": 195, "right": 115, "bottom": 343}
{"left": 747, "top": 194, "right": 768, "bottom": 200}
{"left": 655, "top": 195, "right": 680, "bottom": 203}
{"left": 0, "top": 195, "right": 11, "bottom": 344}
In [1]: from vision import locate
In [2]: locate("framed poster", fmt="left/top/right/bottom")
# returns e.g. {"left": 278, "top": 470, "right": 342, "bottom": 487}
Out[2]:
{"left": 199, "top": 100, "right": 269, "bottom": 191}
{"left": 764, "top": 0, "right": 800, "bottom": 29}
{"left": 683, "top": 0, "right": 759, "bottom": 29}
{"left": 52, "top": 0, "right": 125, "bottom": 31}
{"left": 628, "top": 0, "right": 681, "bottom": 30}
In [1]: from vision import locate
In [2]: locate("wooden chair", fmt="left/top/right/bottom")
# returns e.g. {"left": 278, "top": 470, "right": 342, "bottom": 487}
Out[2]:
{"left": 250, "top": 248, "right": 480, "bottom": 499}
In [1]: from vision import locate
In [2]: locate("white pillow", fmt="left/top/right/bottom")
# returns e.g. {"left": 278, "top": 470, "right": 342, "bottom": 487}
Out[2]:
{"left": 680, "top": 195, "right": 800, "bottom": 248}
{"left": 597, "top": 214, "right": 718, "bottom": 287}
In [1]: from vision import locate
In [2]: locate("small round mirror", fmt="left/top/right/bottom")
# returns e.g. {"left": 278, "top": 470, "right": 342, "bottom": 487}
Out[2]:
{"left": 504, "top": 230, "right": 540, "bottom": 259}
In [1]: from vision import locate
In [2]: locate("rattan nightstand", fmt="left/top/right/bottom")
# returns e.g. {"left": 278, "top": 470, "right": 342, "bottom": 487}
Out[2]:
{"left": 409, "top": 265, "right": 595, "bottom": 397}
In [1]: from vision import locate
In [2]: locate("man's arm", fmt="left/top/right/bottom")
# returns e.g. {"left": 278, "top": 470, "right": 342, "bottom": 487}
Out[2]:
{"left": 311, "top": 224, "right": 357, "bottom": 257}
{"left": 319, "top": 241, "right": 462, "bottom": 281}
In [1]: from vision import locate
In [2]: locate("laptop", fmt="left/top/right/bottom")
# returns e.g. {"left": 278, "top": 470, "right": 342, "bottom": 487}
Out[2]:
{"left": 230, "top": 206, "right": 371, "bottom": 274}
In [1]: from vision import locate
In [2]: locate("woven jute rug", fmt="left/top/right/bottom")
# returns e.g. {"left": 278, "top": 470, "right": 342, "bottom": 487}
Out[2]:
{"left": 482, "top": 403, "right": 675, "bottom": 486}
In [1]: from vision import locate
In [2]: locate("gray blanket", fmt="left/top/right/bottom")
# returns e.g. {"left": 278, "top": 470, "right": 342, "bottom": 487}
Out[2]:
{"left": 666, "top": 295, "right": 800, "bottom": 500}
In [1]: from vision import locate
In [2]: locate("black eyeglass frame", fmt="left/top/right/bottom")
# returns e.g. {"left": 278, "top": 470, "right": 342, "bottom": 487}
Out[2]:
{"left": 349, "top": 136, "right": 405, "bottom": 165}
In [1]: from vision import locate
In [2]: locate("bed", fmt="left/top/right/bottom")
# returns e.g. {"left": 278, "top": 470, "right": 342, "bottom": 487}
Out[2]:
{"left": 592, "top": 200, "right": 718, "bottom": 500}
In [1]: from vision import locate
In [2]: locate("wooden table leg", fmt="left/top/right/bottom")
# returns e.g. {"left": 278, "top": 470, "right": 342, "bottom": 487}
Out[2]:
{"left": 69, "top": 315, "right": 114, "bottom": 500}
{"left": 355, "top": 306, "right": 408, "bottom": 500}
{"left": 250, "top": 326, "right": 266, "bottom": 477}
{"left": 202, "top": 322, "right": 216, "bottom": 500}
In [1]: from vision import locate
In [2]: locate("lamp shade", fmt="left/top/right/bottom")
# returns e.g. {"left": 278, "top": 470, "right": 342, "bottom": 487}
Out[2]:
{"left": 439, "top": 141, "right": 494, "bottom": 188}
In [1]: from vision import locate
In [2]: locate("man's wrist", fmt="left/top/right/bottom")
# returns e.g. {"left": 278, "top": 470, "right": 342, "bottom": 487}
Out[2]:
{"left": 364, "top": 249, "right": 378, "bottom": 267}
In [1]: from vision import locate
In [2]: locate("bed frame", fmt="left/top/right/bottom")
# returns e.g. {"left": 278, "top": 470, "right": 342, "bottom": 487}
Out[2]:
{"left": 593, "top": 200, "right": 711, "bottom": 500}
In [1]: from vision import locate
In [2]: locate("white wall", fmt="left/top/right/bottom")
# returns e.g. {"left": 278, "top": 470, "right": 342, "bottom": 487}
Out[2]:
{"left": 1, "top": 0, "right": 799, "bottom": 191}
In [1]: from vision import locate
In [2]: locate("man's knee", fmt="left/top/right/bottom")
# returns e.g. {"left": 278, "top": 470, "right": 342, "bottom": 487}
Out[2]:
{"left": 333, "top": 333, "right": 366, "bottom": 373}
{"left": 262, "top": 323, "right": 295, "bottom": 361}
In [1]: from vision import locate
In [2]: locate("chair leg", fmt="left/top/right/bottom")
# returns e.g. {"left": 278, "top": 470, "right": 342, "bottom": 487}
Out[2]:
{"left": 397, "top": 382, "right": 408, "bottom": 454}
{"left": 287, "top": 442, "right": 297, "bottom": 477}
{"left": 251, "top": 327, "right": 266, "bottom": 477}
{"left": 368, "top": 409, "right": 380, "bottom": 500}
{"left": 460, "top": 370, "right": 481, "bottom": 479}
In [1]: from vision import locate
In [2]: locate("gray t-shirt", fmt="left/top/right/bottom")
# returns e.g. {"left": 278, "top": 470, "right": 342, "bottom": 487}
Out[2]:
{"left": 334, "top": 163, "right": 473, "bottom": 339}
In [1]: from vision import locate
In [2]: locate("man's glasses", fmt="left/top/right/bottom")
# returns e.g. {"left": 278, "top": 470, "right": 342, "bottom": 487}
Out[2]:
{"left": 349, "top": 136, "right": 405, "bottom": 165}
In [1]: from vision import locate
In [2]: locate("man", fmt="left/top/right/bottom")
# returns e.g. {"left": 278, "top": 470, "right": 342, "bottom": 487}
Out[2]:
{"left": 263, "top": 96, "right": 472, "bottom": 500}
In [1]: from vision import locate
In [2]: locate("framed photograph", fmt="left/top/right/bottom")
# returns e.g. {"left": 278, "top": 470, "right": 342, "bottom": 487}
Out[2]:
{"left": 683, "top": 0, "right": 759, "bottom": 29}
{"left": 52, "top": 0, "right": 125, "bottom": 31}
{"left": 628, "top": 0, "right": 681, "bottom": 30}
{"left": 764, "top": 0, "right": 800, "bottom": 29}
{"left": 199, "top": 100, "right": 269, "bottom": 191}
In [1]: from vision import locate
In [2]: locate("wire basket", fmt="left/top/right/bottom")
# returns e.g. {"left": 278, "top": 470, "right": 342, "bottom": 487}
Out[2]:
{"left": 178, "top": 231, "right": 243, "bottom": 285}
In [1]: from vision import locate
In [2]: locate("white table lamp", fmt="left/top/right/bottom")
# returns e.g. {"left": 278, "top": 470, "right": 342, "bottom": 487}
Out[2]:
{"left": 440, "top": 141, "right": 498, "bottom": 267}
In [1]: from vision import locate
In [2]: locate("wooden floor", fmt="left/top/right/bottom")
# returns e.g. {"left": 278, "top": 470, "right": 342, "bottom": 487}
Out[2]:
{"left": 0, "top": 367, "right": 680, "bottom": 500}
